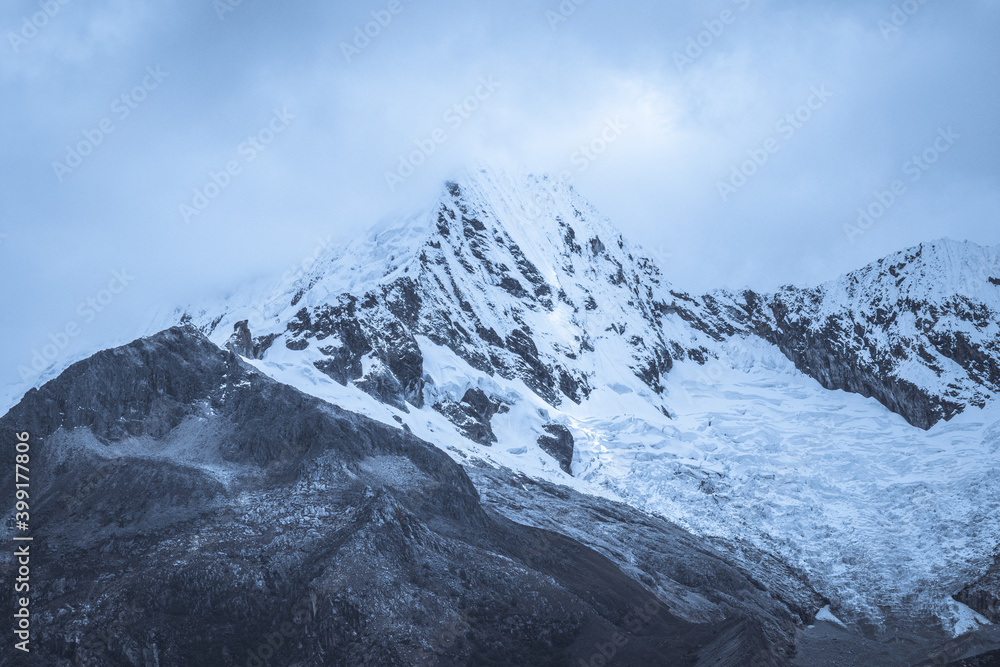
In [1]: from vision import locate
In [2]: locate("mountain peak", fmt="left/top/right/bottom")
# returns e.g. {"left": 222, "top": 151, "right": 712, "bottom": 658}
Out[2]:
{"left": 830, "top": 237, "right": 1000, "bottom": 309}
{"left": 185, "top": 167, "right": 714, "bottom": 418}
{"left": 273, "top": 165, "right": 634, "bottom": 309}
{"left": 723, "top": 236, "right": 1000, "bottom": 429}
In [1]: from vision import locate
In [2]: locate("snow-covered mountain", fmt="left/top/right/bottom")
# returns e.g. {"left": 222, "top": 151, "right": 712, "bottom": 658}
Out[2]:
{"left": 183, "top": 166, "right": 733, "bottom": 447}
{"left": 171, "top": 165, "right": 1000, "bottom": 642}
{"left": 5, "top": 164, "right": 1000, "bottom": 664}
{"left": 3, "top": 326, "right": 819, "bottom": 665}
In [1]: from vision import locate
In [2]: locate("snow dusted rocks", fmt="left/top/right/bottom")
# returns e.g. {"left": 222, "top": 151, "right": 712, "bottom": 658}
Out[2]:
{"left": 537, "top": 423, "right": 575, "bottom": 474}
{"left": 222, "top": 318, "right": 277, "bottom": 361}
{"left": 12, "top": 163, "right": 1000, "bottom": 663}
{"left": 432, "top": 387, "right": 507, "bottom": 445}
{"left": 192, "top": 165, "right": 730, "bottom": 421}
{"left": 718, "top": 239, "right": 1000, "bottom": 429}
{"left": 0, "top": 325, "right": 818, "bottom": 666}
{"left": 168, "top": 168, "right": 1000, "bottom": 643}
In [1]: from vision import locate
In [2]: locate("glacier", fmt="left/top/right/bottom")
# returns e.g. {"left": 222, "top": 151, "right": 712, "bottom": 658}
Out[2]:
{"left": 5, "top": 163, "right": 999, "bottom": 662}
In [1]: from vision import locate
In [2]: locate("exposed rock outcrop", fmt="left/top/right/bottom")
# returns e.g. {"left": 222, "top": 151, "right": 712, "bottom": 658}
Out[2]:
{"left": 0, "top": 326, "right": 814, "bottom": 666}
{"left": 537, "top": 423, "right": 574, "bottom": 474}
{"left": 714, "top": 240, "right": 1000, "bottom": 429}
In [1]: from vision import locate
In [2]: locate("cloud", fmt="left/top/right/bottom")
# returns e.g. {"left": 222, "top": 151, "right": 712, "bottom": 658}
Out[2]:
{"left": 1, "top": 0, "right": 998, "bottom": 401}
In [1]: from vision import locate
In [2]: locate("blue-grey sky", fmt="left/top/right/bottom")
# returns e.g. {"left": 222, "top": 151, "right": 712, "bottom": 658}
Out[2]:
{"left": 1, "top": 0, "right": 998, "bottom": 404}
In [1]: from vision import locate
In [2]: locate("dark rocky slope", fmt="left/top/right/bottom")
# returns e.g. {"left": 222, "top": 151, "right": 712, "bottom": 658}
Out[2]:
{"left": 957, "top": 553, "right": 1000, "bottom": 624}
{"left": 1, "top": 326, "right": 815, "bottom": 666}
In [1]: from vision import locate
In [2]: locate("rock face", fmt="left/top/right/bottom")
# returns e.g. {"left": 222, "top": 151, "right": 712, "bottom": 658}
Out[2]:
{"left": 189, "top": 167, "right": 737, "bottom": 421}
{"left": 956, "top": 554, "right": 1000, "bottom": 623}
{"left": 537, "top": 423, "right": 574, "bottom": 474}
{"left": 285, "top": 295, "right": 426, "bottom": 410}
{"left": 226, "top": 319, "right": 255, "bottom": 357}
{"left": 433, "top": 388, "right": 506, "bottom": 445}
{"left": 715, "top": 240, "right": 1000, "bottom": 429}
{"left": 189, "top": 170, "right": 999, "bottom": 437}
{"left": 226, "top": 319, "right": 278, "bottom": 360}
{"left": 0, "top": 326, "right": 816, "bottom": 666}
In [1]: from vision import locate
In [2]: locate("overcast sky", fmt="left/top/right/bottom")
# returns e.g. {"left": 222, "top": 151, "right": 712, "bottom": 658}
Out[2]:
{"left": 1, "top": 0, "right": 998, "bottom": 405}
